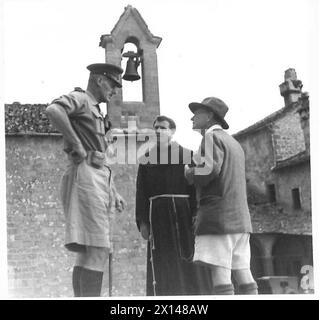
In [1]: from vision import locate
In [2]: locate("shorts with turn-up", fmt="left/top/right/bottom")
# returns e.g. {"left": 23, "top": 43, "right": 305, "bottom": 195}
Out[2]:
{"left": 60, "top": 159, "right": 113, "bottom": 252}
{"left": 193, "top": 233, "right": 251, "bottom": 270}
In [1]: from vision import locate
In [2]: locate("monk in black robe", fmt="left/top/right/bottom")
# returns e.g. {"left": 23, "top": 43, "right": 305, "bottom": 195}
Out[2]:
{"left": 135, "top": 115, "right": 212, "bottom": 296}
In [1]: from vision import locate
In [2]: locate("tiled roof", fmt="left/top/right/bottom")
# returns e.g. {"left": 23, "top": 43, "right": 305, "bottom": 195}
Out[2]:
{"left": 233, "top": 102, "right": 298, "bottom": 138}
{"left": 5, "top": 103, "right": 58, "bottom": 134}
{"left": 271, "top": 150, "right": 310, "bottom": 170}
{"left": 249, "top": 203, "right": 312, "bottom": 235}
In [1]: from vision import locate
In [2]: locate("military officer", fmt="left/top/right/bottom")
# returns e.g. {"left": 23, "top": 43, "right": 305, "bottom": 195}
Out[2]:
{"left": 46, "top": 63, "right": 125, "bottom": 297}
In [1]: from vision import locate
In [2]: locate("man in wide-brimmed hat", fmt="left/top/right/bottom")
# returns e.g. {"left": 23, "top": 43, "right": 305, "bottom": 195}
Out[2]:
{"left": 185, "top": 97, "right": 258, "bottom": 295}
{"left": 46, "top": 63, "right": 125, "bottom": 297}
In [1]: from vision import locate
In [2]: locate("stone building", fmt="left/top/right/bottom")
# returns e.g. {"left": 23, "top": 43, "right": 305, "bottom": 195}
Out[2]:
{"left": 233, "top": 69, "right": 312, "bottom": 294}
{"left": 4, "top": 6, "right": 313, "bottom": 297}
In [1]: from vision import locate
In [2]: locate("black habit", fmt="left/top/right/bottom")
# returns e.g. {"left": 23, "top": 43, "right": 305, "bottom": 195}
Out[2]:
{"left": 135, "top": 142, "right": 212, "bottom": 296}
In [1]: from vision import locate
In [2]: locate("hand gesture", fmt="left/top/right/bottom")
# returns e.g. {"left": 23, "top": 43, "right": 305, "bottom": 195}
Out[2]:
{"left": 140, "top": 223, "right": 150, "bottom": 241}
{"left": 114, "top": 193, "right": 126, "bottom": 212}
{"left": 70, "top": 143, "right": 87, "bottom": 164}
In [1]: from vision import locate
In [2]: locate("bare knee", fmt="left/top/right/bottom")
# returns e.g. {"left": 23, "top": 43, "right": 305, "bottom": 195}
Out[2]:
{"left": 232, "top": 268, "right": 255, "bottom": 285}
{"left": 211, "top": 265, "right": 232, "bottom": 286}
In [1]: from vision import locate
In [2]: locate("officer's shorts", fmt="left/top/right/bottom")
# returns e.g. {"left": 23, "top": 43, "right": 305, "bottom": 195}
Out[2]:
{"left": 193, "top": 233, "right": 251, "bottom": 270}
{"left": 60, "top": 159, "right": 113, "bottom": 252}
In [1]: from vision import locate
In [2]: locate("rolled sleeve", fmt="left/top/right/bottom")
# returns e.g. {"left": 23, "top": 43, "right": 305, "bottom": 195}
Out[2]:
{"left": 51, "top": 92, "right": 84, "bottom": 115}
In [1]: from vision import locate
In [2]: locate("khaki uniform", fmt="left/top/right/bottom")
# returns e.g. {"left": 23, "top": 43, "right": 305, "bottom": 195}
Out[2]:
{"left": 52, "top": 88, "right": 114, "bottom": 252}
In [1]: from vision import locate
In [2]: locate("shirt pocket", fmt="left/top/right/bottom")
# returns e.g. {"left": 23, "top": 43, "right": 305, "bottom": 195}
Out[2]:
{"left": 91, "top": 107, "right": 105, "bottom": 136}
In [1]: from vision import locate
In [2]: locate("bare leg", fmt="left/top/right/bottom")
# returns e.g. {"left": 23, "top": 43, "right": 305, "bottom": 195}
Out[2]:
{"left": 210, "top": 265, "right": 234, "bottom": 295}
{"left": 233, "top": 269, "right": 258, "bottom": 294}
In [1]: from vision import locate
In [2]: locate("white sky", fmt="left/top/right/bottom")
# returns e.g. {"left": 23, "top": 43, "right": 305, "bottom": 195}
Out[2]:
{"left": 2, "top": 0, "right": 318, "bottom": 149}
{"left": 1, "top": 0, "right": 319, "bottom": 297}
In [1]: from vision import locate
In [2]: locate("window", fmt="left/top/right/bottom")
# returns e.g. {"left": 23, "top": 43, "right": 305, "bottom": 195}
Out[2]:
{"left": 292, "top": 188, "right": 302, "bottom": 209}
{"left": 267, "top": 184, "right": 276, "bottom": 203}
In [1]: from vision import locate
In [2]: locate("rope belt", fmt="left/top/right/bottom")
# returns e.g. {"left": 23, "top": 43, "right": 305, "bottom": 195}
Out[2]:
{"left": 149, "top": 194, "right": 190, "bottom": 201}
{"left": 148, "top": 194, "right": 190, "bottom": 296}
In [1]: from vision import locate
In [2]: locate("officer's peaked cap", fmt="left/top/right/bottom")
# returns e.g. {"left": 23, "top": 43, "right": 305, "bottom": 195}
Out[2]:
{"left": 87, "top": 63, "right": 123, "bottom": 88}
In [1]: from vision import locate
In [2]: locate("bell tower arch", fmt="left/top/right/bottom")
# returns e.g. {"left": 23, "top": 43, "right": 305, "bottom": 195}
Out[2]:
{"left": 99, "top": 5, "right": 162, "bottom": 129}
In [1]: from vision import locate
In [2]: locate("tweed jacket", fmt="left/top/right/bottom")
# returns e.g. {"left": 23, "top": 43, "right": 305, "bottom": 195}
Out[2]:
{"left": 185, "top": 126, "right": 252, "bottom": 235}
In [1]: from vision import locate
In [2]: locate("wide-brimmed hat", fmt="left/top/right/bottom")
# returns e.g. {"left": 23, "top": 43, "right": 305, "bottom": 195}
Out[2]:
{"left": 189, "top": 97, "right": 229, "bottom": 129}
{"left": 87, "top": 63, "right": 123, "bottom": 88}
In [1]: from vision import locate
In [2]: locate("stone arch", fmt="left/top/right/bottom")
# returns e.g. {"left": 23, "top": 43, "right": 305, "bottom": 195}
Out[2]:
{"left": 124, "top": 36, "right": 140, "bottom": 48}
{"left": 249, "top": 236, "right": 264, "bottom": 279}
{"left": 272, "top": 235, "right": 304, "bottom": 277}
{"left": 99, "top": 5, "right": 162, "bottom": 129}
{"left": 121, "top": 41, "right": 143, "bottom": 103}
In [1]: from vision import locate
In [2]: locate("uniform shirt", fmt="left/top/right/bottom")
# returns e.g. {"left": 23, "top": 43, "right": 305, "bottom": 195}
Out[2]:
{"left": 51, "top": 88, "right": 107, "bottom": 152}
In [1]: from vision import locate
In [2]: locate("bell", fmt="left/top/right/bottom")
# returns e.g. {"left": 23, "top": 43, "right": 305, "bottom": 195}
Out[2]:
{"left": 123, "top": 56, "right": 140, "bottom": 81}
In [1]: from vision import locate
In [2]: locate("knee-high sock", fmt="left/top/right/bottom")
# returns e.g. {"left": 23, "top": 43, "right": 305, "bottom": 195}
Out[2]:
{"left": 80, "top": 268, "right": 104, "bottom": 297}
{"left": 72, "top": 266, "right": 83, "bottom": 297}
{"left": 238, "top": 282, "right": 258, "bottom": 295}
{"left": 213, "top": 284, "right": 234, "bottom": 295}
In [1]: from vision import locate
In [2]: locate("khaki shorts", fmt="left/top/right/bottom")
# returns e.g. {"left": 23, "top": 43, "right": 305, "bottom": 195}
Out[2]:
{"left": 193, "top": 233, "right": 251, "bottom": 270}
{"left": 60, "top": 159, "right": 113, "bottom": 252}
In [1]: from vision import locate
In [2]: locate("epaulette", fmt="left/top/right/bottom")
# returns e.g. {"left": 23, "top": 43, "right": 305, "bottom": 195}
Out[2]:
{"left": 73, "top": 87, "right": 85, "bottom": 93}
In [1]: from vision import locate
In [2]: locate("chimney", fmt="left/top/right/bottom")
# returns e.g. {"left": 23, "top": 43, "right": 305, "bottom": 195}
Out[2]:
{"left": 297, "top": 92, "right": 310, "bottom": 154}
{"left": 279, "top": 68, "right": 303, "bottom": 107}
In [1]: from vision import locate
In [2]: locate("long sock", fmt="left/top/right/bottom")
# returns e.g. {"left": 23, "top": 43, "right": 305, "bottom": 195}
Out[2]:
{"left": 72, "top": 266, "right": 83, "bottom": 297}
{"left": 80, "top": 268, "right": 104, "bottom": 297}
{"left": 213, "top": 283, "right": 234, "bottom": 295}
{"left": 238, "top": 282, "right": 258, "bottom": 295}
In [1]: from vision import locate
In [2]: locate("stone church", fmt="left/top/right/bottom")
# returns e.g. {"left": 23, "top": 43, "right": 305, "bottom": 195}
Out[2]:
{"left": 234, "top": 69, "right": 312, "bottom": 294}
{"left": 5, "top": 6, "right": 312, "bottom": 297}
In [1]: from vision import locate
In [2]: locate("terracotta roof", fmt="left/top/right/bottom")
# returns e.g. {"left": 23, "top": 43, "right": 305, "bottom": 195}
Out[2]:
{"left": 233, "top": 102, "right": 298, "bottom": 138}
{"left": 249, "top": 203, "right": 312, "bottom": 235}
{"left": 5, "top": 103, "right": 58, "bottom": 134}
{"left": 271, "top": 150, "right": 310, "bottom": 170}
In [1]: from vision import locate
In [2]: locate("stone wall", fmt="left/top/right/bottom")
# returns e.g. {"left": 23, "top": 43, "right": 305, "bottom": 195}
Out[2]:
{"left": 235, "top": 126, "right": 275, "bottom": 204}
{"left": 234, "top": 104, "right": 311, "bottom": 224}
{"left": 275, "top": 162, "right": 312, "bottom": 214}
{"left": 6, "top": 134, "right": 146, "bottom": 298}
{"left": 271, "top": 109, "right": 305, "bottom": 162}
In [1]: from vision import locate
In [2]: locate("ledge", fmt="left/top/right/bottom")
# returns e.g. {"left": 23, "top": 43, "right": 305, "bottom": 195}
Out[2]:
{"left": 271, "top": 150, "right": 310, "bottom": 171}
{"left": 5, "top": 132, "right": 62, "bottom": 137}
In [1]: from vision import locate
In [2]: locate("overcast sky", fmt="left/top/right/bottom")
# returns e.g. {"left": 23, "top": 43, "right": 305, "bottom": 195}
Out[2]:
{"left": 2, "top": 0, "right": 318, "bottom": 150}
{"left": 1, "top": 0, "right": 319, "bottom": 297}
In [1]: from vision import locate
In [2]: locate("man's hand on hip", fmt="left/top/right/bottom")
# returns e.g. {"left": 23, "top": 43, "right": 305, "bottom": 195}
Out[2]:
{"left": 70, "top": 143, "right": 87, "bottom": 164}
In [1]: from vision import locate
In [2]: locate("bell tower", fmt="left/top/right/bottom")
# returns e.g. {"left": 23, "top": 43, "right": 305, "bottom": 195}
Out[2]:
{"left": 99, "top": 5, "right": 162, "bottom": 130}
